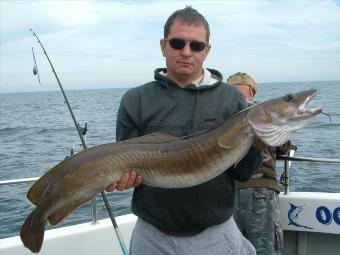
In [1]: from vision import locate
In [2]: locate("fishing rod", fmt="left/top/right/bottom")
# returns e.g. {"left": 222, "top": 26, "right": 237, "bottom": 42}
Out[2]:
{"left": 30, "top": 29, "right": 129, "bottom": 255}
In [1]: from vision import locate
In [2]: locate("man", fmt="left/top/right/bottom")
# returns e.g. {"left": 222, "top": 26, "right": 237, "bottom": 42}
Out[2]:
{"left": 109, "top": 8, "right": 263, "bottom": 254}
{"left": 227, "top": 72, "right": 293, "bottom": 255}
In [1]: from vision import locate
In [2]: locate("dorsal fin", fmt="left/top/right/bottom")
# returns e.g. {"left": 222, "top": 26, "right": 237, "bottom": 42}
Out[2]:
{"left": 122, "top": 132, "right": 179, "bottom": 144}
{"left": 27, "top": 160, "right": 67, "bottom": 205}
{"left": 27, "top": 132, "right": 178, "bottom": 205}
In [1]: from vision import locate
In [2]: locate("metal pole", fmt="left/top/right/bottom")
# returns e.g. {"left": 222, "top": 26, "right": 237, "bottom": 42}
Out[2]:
{"left": 284, "top": 156, "right": 289, "bottom": 195}
{"left": 283, "top": 149, "right": 296, "bottom": 195}
{"left": 91, "top": 196, "right": 97, "bottom": 224}
{"left": 278, "top": 155, "right": 340, "bottom": 163}
{"left": 30, "top": 29, "right": 128, "bottom": 255}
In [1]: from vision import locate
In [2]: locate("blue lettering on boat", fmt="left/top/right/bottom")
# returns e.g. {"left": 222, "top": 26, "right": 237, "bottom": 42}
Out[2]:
{"left": 316, "top": 206, "right": 340, "bottom": 226}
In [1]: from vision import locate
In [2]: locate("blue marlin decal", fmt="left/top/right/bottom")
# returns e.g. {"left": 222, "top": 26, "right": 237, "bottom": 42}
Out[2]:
{"left": 288, "top": 203, "right": 313, "bottom": 230}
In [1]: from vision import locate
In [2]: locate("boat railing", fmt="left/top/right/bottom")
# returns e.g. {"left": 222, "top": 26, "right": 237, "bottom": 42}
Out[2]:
{"left": 277, "top": 155, "right": 340, "bottom": 195}
{"left": 1, "top": 156, "right": 340, "bottom": 224}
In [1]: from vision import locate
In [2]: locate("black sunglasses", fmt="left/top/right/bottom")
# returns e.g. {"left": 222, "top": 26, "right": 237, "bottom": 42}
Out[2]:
{"left": 164, "top": 38, "right": 208, "bottom": 52}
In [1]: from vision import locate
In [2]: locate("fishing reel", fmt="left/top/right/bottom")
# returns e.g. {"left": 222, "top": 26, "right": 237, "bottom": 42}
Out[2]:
{"left": 279, "top": 172, "right": 295, "bottom": 185}
{"left": 65, "top": 122, "right": 87, "bottom": 159}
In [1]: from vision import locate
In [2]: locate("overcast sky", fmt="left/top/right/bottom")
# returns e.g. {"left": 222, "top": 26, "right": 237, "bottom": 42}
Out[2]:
{"left": 1, "top": 0, "right": 340, "bottom": 93}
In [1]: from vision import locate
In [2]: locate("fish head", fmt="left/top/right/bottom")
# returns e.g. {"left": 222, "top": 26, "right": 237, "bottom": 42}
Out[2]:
{"left": 247, "top": 89, "right": 322, "bottom": 146}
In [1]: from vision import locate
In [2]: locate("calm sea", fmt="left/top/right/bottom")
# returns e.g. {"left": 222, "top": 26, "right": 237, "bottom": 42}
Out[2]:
{"left": 1, "top": 81, "right": 339, "bottom": 239}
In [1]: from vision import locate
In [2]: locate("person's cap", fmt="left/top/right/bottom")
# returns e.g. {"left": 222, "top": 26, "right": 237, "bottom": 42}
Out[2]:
{"left": 227, "top": 72, "right": 256, "bottom": 95}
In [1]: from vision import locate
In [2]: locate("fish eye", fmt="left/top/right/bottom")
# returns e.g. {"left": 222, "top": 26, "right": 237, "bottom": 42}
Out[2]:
{"left": 284, "top": 94, "right": 294, "bottom": 101}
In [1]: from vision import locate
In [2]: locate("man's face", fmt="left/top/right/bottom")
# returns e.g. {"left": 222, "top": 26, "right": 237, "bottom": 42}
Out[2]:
{"left": 160, "top": 20, "right": 211, "bottom": 85}
{"left": 236, "top": 85, "right": 254, "bottom": 101}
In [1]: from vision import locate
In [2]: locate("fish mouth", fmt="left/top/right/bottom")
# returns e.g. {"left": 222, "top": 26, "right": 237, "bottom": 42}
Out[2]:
{"left": 296, "top": 90, "right": 322, "bottom": 118}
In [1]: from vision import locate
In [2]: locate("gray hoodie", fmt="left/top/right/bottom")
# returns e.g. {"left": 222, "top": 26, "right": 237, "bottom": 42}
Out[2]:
{"left": 116, "top": 68, "right": 262, "bottom": 234}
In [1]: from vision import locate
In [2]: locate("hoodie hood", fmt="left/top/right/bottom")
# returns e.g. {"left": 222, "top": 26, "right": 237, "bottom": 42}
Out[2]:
{"left": 154, "top": 68, "right": 223, "bottom": 91}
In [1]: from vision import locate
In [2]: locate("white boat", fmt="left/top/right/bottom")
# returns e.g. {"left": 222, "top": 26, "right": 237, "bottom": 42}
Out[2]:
{"left": 1, "top": 156, "right": 339, "bottom": 255}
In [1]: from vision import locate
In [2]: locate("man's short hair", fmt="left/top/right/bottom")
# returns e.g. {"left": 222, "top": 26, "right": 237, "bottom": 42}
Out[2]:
{"left": 164, "top": 6, "right": 210, "bottom": 43}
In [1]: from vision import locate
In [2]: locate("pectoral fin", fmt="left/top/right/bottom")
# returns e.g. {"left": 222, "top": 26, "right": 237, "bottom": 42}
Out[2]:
{"left": 218, "top": 134, "right": 240, "bottom": 149}
{"left": 248, "top": 119, "right": 290, "bottom": 147}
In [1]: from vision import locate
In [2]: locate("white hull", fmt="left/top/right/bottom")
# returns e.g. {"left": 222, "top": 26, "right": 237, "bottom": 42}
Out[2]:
{"left": 1, "top": 192, "right": 339, "bottom": 255}
{"left": 280, "top": 192, "right": 340, "bottom": 255}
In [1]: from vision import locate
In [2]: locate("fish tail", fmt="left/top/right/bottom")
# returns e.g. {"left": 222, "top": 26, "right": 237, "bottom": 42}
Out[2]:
{"left": 20, "top": 209, "right": 46, "bottom": 253}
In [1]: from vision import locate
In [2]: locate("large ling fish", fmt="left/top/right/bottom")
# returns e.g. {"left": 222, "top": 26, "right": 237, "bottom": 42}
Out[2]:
{"left": 20, "top": 89, "right": 321, "bottom": 252}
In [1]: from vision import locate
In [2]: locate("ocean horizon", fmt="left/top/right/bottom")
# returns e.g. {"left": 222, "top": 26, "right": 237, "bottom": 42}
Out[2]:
{"left": 2, "top": 80, "right": 340, "bottom": 95}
